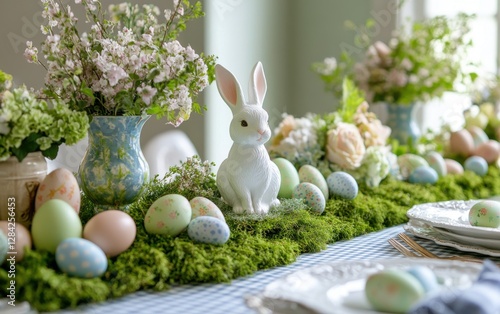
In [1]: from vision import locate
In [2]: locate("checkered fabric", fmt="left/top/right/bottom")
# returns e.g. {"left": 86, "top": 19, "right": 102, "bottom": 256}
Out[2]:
{"left": 59, "top": 224, "right": 500, "bottom": 314}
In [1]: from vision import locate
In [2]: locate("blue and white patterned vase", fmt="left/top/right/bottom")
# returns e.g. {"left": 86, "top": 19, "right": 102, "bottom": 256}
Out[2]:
{"left": 385, "top": 103, "right": 421, "bottom": 145}
{"left": 78, "top": 116, "right": 150, "bottom": 209}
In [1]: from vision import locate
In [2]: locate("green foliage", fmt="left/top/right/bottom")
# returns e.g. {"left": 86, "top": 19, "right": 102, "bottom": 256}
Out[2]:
{"left": 340, "top": 78, "right": 365, "bottom": 123}
{"left": 3, "top": 158, "right": 500, "bottom": 312}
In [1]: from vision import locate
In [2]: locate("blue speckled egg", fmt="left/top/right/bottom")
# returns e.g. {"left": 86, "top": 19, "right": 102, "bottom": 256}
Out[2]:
{"left": 408, "top": 166, "right": 438, "bottom": 184}
{"left": 464, "top": 156, "right": 488, "bottom": 176}
{"left": 424, "top": 151, "right": 447, "bottom": 177}
{"left": 55, "top": 238, "right": 107, "bottom": 278}
{"left": 292, "top": 182, "right": 326, "bottom": 214}
{"left": 187, "top": 216, "right": 230, "bottom": 245}
{"left": 326, "top": 171, "right": 358, "bottom": 200}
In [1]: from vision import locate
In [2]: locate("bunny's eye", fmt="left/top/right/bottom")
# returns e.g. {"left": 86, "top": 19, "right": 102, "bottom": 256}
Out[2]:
{"left": 241, "top": 120, "right": 248, "bottom": 127}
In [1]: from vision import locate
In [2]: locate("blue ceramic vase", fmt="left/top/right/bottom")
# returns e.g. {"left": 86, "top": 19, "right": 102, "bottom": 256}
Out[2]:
{"left": 78, "top": 116, "right": 150, "bottom": 209}
{"left": 385, "top": 103, "right": 421, "bottom": 145}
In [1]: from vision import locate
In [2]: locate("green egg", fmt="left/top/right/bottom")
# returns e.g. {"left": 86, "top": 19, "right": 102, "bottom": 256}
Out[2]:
{"left": 469, "top": 200, "right": 500, "bottom": 228}
{"left": 298, "top": 165, "right": 329, "bottom": 200}
{"left": 144, "top": 194, "right": 192, "bottom": 236}
{"left": 365, "top": 269, "right": 425, "bottom": 313}
{"left": 272, "top": 158, "right": 300, "bottom": 199}
{"left": 31, "top": 199, "right": 83, "bottom": 253}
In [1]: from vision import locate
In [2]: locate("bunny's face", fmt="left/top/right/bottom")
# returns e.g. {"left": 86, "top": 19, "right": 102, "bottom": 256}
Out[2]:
{"left": 230, "top": 106, "right": 271, "bottom": 145}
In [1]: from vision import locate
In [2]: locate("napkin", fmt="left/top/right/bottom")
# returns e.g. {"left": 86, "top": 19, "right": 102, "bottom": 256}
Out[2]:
{"left": 409, "top": 260, "right": 500, "bottom": 314}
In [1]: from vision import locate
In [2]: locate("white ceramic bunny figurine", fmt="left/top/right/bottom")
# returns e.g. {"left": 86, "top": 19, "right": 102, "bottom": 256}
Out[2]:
{"left": 215, "top": 62, "right": 281, "bottom": 215}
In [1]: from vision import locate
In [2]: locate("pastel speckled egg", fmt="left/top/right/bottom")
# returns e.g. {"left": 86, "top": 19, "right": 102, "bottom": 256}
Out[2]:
{"left": 187, "top": 216, "right": 230, "bottom": 245}
{"left": 190, "top": 197, "right": 225, "bottom": 222}
{"left": 292, "top": 182, "right": 326, "bottom": 214}
{"left": 144, "top": 194, "right": 192, "bottom": 236}
{"left": 273, "top": 158, "right": 300, "bottom": 198}
{"left": 464, "top": 156, "right": 488, "bottom": 176}
{"left": 35, "top": 168, "right": 80, "bottom": 213}
{"left": 298, "top": 165, "right": 329, "bottom": 200}
{"left": 365, "top": 269, "right": 425, "bottom": 313}
{"left": 408, "top": 166, "right": 438, "bottom": 184}
{"left": 406, "top": 266, "right": 439, "bottom": 293}
{"left": 444, "top": 158, "right": 464, "bottom": 175}
{"left": 56, "top": 238, "right": 107, "bottom": 278}
{"left": 397, "top": 154, "right": 429, "bottom": 180}
{"left": 326, "top": 171, "right": 358, "bottom": 200}
{"left": 424, "top": 151, "right": 447, "bottom": 177}
{"left": 469, "top": 200, "right": 500, "bottom": 228}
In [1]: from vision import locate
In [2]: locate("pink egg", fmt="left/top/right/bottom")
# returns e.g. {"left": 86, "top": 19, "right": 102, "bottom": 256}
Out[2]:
{"left": 444, "top": 159, "right": 464, "bottom": 175}
{"left": 473, "top": 140, "right": 500, "bottom": 164}
{"left": 449, "top": 130, "right": 474, "bottom": 157}
{"left": 35, "top": 168, "right": 80, "bottom": 213}
{"left": 0, "top": 221, "right": 32, "bottom": 261}
{"left": 83, "top": 210, "right": 136, "bottom": 257}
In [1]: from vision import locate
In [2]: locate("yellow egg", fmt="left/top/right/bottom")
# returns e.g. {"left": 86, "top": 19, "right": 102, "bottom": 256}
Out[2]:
{"left": 83, "top": 210, "right": 136, "bottom": 257}
{"left": 35, "top": 168, "right": 80, "bottom": 213}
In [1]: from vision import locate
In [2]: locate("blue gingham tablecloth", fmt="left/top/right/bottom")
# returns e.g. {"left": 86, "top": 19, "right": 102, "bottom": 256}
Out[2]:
{"left": 57, "top": 224, "right": 498, "bottom": 314}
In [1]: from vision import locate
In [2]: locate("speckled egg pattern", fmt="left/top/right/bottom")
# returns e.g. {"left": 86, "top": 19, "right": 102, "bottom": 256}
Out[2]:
{"left": 292, "top": 182, "right": 326, "bottom": 214}
{"left": 187, "top": 216, "right": 230, "bottom": 245}
{"left": 408, "top": 166, "right": 438, "bottom": 184}
{"left": 326, "top": 171, "right": 358, "bottom": 200}
{"left": 469, "top": 200, "right": 500, "bottom": 228}
{"left": 144, "top": 194, "right": 192, "bottom": 236}
{"left": 55, "top": 238, "right": 107, "bottom": 278}
{"left": 298, "top": 165, "right": 329, "bottom": 200}
{"left": 464, "top": 156, "right": 488, "bottom": 177}
{"left": 190, "top": 197, "right": 225, "bottom": 222}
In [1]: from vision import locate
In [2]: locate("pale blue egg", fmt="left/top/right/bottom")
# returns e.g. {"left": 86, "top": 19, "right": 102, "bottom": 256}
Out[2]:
{"left": 292, "top": 182, "right": 326, "bottom": 214}
{"left": 326, "top": 171, "right": 358, "bottom": 200}
{"left": 188, "top": 216, "right": 230, "bottom": 245}
{"left": 464, "top": 156, "right": 488, "bottom": 176}
{"left": 55, "top": 238, "right": 107, "bottom": 278}
{"left": 406, "top": 266, "right": 439, "bottom": 293}
{"left": 408, "top": 166, "right": 438, "bottom": 184}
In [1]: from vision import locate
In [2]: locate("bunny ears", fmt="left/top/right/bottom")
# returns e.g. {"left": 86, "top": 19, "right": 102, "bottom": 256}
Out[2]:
{"left": 215, "top": 62, "right": 267, "bottom": 112}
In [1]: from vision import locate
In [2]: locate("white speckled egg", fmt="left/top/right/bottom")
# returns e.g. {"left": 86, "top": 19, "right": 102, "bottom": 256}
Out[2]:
{"left": 298, "top": 165, "right": 329, "bottom": 200}
{"left": 187, "top": 216, "right": 230, "bottom": 245}
{"left": 464, "top": 156, "right": 488, "bottom": 176}
{"left": 326, "top": 171, "right": 358, "bottom": 200}
{"left": 469, "top": 200, "right": 500, "bottom": 228}
{"left": 292, "top": 182, "right": 326, "bottom": 214}
{"left": 55, "top": 238, "right": 107, "bottom": 278}
{"left": 35, "top": 168, "right": 80, "bottom": 213}
{"left": 144, "top": 194, "right": 192, "bottom": 236}
{"left": 397, "top": 154, "right": 429, "bottom": 180}
{"left": 424, "top": 152, "right": 447, "bottom": 177}
{"left": 408, "top": 166, "right": 438, "bottom": 184}
{"left": 444, "top": 159, "right": 464, "bottom": 175}
{"left": 190, "top": 197, "right": 225, "bottom": 222}
{"left": 272, "top": 158, "right": 300, "bottom": 198}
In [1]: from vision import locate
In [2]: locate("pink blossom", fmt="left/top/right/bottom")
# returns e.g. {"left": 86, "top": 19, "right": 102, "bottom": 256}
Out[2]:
{"left": 106, "top": 65, "right": 127, "bottom": 86}
{"left": 387, "top": 69, "right": 408, "bottom": 87}
{"left": 326, "top": 122, "right": 366, "bottom": 170}
{"left": 137, "top": 85, "right": 157, "bottom": 105}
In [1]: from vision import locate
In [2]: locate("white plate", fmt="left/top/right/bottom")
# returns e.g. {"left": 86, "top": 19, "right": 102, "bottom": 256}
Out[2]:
{"left": 246, "top": 259, "right": 481, "bottom": 314}
{"left": 404, "top": 220, "right": 500, "bottom": 257}
{"left": 433, "top": 227, "right": 500, "bottom": 250}
{"left": 406, "top": 200, "right": 500, "bottom": 239}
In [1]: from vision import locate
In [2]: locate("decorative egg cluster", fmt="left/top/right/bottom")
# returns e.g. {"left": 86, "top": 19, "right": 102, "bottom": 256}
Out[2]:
{"left": 0, "top": 168, "right": 138, "bottom": 279}
{"left": 272, "top": 158, "right": 359, "bottom": 215}
{"left": 468, "top": 200, "right": 500, "bottom": 228}
{"left": 144, "top": 194, "right": 230, "bottom": 245}
{"left": 365, "top": 266, "right": 439, "bottom": 313}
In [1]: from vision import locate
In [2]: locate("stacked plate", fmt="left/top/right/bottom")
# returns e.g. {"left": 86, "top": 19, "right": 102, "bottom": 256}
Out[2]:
{"left": 405, "top": 200, "right": 500, "bottom": 257}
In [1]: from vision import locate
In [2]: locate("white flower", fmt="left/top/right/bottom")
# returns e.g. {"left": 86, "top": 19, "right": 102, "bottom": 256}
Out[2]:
{"left": 137, "top": 85, "right": 157, "bottom": 105}
{"left": 106, "top": 65, "right": 128, "bottom": 86}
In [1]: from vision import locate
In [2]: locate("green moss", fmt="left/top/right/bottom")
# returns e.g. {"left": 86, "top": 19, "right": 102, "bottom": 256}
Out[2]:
{"left": 2, "top": 163, "right": 500, "bottom": 312}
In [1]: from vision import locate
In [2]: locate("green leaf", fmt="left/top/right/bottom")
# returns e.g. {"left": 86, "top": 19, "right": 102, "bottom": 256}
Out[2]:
{"left": 42, "top": 144, "right": 60, "bottom": 160}
{"left": 340, "top": 78, "right": 365, "bottom": 123}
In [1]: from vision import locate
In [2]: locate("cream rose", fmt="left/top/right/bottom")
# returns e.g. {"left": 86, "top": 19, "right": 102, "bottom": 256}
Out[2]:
{"left": 326, "top": 122, "right": 366, "bottom": 170}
